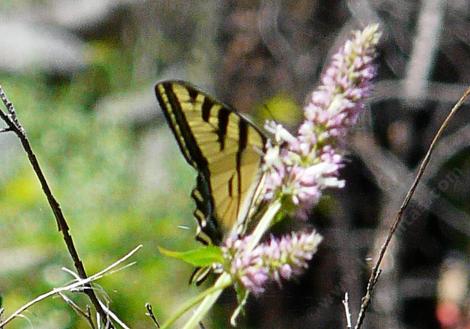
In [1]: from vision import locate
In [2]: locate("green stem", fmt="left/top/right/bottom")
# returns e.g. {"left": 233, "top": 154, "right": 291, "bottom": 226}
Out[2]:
{"left": 179, "top": 273, "right": 232, "bottom": 329}
{"left": 246, "top": 199, "right": 281, "bottom": 251}
{"left": 160, "top": 273, "right": 231, "bottom": 329}
{"left": 230, "top": 289, "right": 249, "bottom": 326}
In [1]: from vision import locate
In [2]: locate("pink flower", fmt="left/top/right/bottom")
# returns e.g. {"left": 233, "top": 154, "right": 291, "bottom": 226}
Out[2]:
{"left": 262, "top": 24, "right": 381, "bottom": 218}
{"left": 221, "top": 25, "right": 381, "bottom": 297}
{"left": 223, "top": 231, "right": 323, "bottom": 294}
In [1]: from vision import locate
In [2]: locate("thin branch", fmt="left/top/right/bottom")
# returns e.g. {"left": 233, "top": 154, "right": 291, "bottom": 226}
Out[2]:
{"left": 0, "top": 85, "right": 113, "bottom": 326}
{"left": 342, "top": 293, "right": 352, "bottom": 329}
{"left": 0, "top": 245, "right": 141, "bottom": 327}
{"left": 0, "top": 87, "right": 20, "bottom": 127}
{"left": 59, "top": 293, "right": 96, "bottom": 329}
{"left": 354, "top": 87, "right": 470, "bottom": 329}
{"left": 145, "top": 303, "right": 161, "bottom": 328}
{"left": 98, "top": 301, "right": 129, "bottom": 329}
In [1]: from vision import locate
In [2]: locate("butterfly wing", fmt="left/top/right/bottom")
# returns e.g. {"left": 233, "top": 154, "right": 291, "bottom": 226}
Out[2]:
{"left": 155, "top": 80, "right": 266, "bottom": 245}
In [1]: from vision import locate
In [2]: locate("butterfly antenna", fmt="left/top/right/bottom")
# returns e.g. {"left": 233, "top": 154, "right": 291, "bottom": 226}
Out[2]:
{"left": 263, "top": 104, "right": 277, "bottom": 122}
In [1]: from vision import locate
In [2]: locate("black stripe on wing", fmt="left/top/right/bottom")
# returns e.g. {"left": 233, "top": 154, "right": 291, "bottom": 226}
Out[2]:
{"left": 155, "top": 82, "right": 222, "bottom": 245}
{"left": 235, "top": 119, "right": 249, "bottom": 216}
{"left": 191, "top": 174, "right": 222, "bottom": 245}
{"left": 156, "top": 82, "right": 209, "bottom": 173}
{"left": 155, "top": 80, "right": 267, "bottom": 245}
{"left": 217, "top": 108, "right": 230, "bottom": 150}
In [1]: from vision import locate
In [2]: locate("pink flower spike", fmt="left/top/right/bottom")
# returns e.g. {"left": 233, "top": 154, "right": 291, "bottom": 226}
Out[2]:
{"left": 261, "top": 24, "right": 380, "bottom": 219}
{"left": 222, "top": 231, "right": 323, "bottom": 294}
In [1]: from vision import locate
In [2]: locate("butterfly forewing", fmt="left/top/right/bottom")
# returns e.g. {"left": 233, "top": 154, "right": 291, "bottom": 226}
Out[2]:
{"left": 155, "top": 80, "right": 266, "bottom": 245}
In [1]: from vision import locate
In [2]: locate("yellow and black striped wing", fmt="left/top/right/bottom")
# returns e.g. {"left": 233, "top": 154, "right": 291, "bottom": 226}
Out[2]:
{"left": 155, "top": 80, "right": 266, "bottom": 245}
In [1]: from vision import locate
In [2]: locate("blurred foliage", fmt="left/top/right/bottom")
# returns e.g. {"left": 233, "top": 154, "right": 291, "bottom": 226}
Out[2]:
{"left": 0, "top": 39, "right": 205, "bottom": 328}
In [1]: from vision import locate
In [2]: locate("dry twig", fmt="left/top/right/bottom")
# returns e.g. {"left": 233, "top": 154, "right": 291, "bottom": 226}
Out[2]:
{"left": 354, "top": 87, "right": 470, "bottom": 329}
{"left": 0, "top": 85, "right": 113, "bottom": 326}
{"left": 59, "top": 293, "right": 96, "bottom": 329}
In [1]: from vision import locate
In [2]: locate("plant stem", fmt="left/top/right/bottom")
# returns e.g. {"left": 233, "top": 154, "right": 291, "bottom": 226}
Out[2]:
{"left": 160, "top": 273, "right": 232, "bottom": 329}
{"left": 246, "top": 200, "right": 281, "bottom": 250}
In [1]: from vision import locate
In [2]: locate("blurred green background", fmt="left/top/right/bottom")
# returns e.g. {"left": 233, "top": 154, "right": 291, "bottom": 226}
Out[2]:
{"left": 0, "top": 74, "right": 201, "bottom": 328}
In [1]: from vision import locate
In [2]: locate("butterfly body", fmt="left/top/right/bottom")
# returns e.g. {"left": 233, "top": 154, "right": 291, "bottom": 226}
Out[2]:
{"left": 155, "top": 81, "right": 266, "bottom": 247}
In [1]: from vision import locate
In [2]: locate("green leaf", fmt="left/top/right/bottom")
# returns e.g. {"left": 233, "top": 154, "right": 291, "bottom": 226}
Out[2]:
{"left": 158, "top": 245, "right": 224, "bottom": 267}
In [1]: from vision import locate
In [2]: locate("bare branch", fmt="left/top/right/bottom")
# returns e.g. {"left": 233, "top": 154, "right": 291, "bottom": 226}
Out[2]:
{"left": 0, "top": 85, "right": 113, "bottom": 326}
{"left": 59, "top": 293, "right": 96, "bottom": 329}
{"left": 354, "top": 87, "right": 470, "bottom": 329}
{"left": 0, "top": 86, "right": 20, "bottom": 129}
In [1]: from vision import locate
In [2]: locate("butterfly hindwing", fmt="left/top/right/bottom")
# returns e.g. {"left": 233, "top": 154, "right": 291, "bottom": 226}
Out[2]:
{"left": 191, "top": 173, "right": 221, "bottom": 245}
{"left": 155, "top": 80, "right": 266, "bottom": 245}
